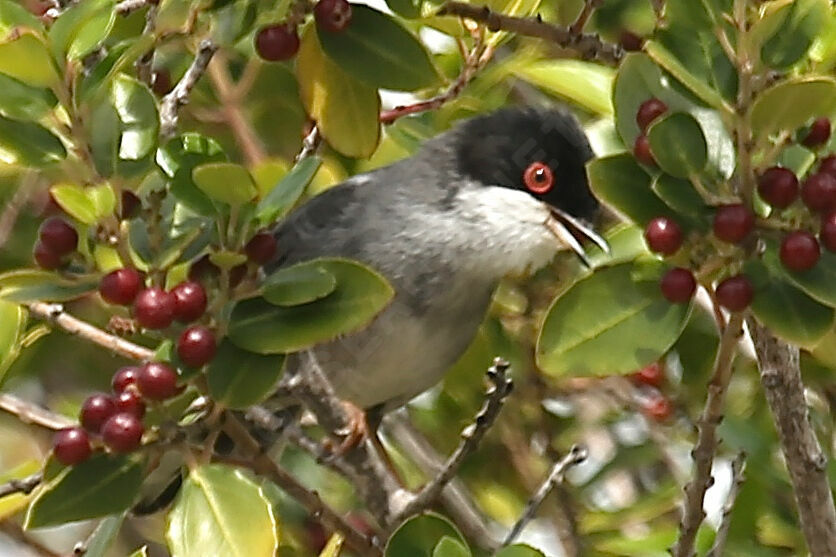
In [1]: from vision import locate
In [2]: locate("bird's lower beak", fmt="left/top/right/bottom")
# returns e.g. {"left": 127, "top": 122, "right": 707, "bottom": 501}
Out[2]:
{"left": 544, "top": 206, "right": 610, "bottom": 267}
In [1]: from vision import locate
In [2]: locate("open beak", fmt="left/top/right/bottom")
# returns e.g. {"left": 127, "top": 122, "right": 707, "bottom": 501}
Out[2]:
{"left": 544, "top": 206, "right": 610, "bottom": 267}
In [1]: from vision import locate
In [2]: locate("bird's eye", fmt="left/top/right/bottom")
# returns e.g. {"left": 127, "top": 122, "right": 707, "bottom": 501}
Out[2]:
{"left": 523, "top": 161, "right": 554, "bottom": 194}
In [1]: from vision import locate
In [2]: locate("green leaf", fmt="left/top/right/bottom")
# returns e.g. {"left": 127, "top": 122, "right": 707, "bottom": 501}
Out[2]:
{"left": 432, "top": 536, "right": 471, "bottom": 557}
{"left": 255, "top": 156, "right": 321, "bottom": 224}
{"left": 0, "top": 0, "right": 44, "bottom": 37}
{"left": 296, "top": 27, "right": 380, "bottom": 158}
{"left": 209, "top": 251, "right": 248, "bottom": 269}
{"left": 89, "top": 102, "right": 120, "bottom": 178}
{"left": 111, "top": 74, "right": 159, "bottom": 161}
{"left": 495, "top": 545, "right": 546, "bottom": 557}
{"left": 644, "top": 40, "right": 728, "bottom": 110}
{"left": 0, "top": 33, "right": 58, "bottom": 88}
{"left": 646, "top": 112, "right": 708, "bottom": 179}
{"left": 51, "top": 183, "right": 115, "bottom": 224}
{"left": 211, "top": 0, "right": 257, "bottom": 46}
{"left": 263, "top": 261, "right": 337, "bottom": 306}
{"left": 0, "top": 270, "right": 99, "bottom": 303}
{"left": 48, "top": 0, "right": 116, "bottom": 60}
{"left": 0, "top": 115, "right": 65, "bottom": 167}
{"left": 316, "top": 5, "right": 440, "bottom": 91}
{"left": 651, "top": 175, "right": 711, "bottom": 225}
{"left": 127, "top": 547, "right": 148, "bottom": 557}
{"left": 82, "top": 514, "right": 125, "bottom": 557}
{"left": 78, "top": 36, "right": 156, "bottom": 103}
{"left": 207, "top": 341, "right": 285, "bottom": 409}
{"left": 192, "top": 162, "right": 257, "bottom": 205}
{"left": 749, "top": 77, "right": 836, "bottom": 138}
{"left": 25, "top": 454, "right": 144, "bottom": 529}
{"left": 386, "top": 513, "right": 466, "bottom": 557}
{"left": 0, "top": 299, "right": 26, "bottom": 385}
{"left": 0, "top": 73, "right": 55, "bottom": 121}
{"left": 158, "top": 133, "right": 227, "bottom": 215}
{"left": 780, "top": 247, "right": 836, "bottom": 308}
{"left": 385, "top": 0, "right": 422, "bottom": 18}
{"left": 228, "top": 258, "right": 394, "bottom": 353}
{"left": 513, "top": 59, "right": 614, "bottom": 116}
{"left": 760, "top": 0, "right": 828, "bottom": 69}
{"left": 536, "top": 262, "right": 691, "bottom": 376}
{"left": 166, "top": 464, "right": 279, "bottom": 557}
{"left": 319, "top": 534, "right": 345, "bottom": 557}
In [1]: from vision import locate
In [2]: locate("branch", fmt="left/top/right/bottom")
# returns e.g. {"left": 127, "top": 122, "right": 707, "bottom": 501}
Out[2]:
{"left": 569, "top": 0, "right": 602, "bottom": 34}
{"left": 25, "top": 302, "right": 154, "bottom": 361}
{"left": 499, "top": 445, "right": 587, "bottom": 549}
{"left": 747, "top": 318, "right": 836, "bottom": 556}
{"left": 295, "top": 125, "right": 321, "bottom": 163}
{"left": 0, "top": 473, "right": 42, "bottom": 499}
{"left": 394, "top": 358, "right": 513, "bottom": 521}
{"left": 706, "top": 452, "right": 746, "bottom": 557}
{"left": 0, "top": 393, "right": 73, "bottom": 430}
{"left": 437, "top": 2, "right": 623, "bottom": 65}
{"left": 673, "top": 312, "right": 743, "bottom": 557}
{"left": 159, "top": 39, "right": 218, "bottom": 139}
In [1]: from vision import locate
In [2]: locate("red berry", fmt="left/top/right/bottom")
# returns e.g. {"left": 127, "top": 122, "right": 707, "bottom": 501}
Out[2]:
{"left": 660, "top": 267, "right": 696, "bottom": 303}
{"left": 820, "top": 155, "right": 836, "bottom": 179}
{"left": 53, "top": 427, "right": 92, "bottom": 466}
{"left": 121, "top": 190, "right": 141, "bottom": 219}
{"left": 33, "top": 241, "right": 63, "bottom": 270}
{"left": 188, "top": 254, "right": 220, "bottom": 282}
{"left": 802, "top": 117, "right": 831, "bottom": 148}
{"left": 172, "top": 281, "right": 207, "bottom": 323}
{"left": 255, "top": 24, "right": 300, "bottom": 61}
{"left": 245, "top": 232, "right": 278, "bottom": 265}
{"left": 631, "top": 361, "right": 664, "bottom": 387}
{"left": 713, "top": 204, "right": 754, "bottom": 244}
{"left": 177, "top": 326, "right": 217, "bottom": 367}
{"left": 821, "top": 212, "right": 836, "bottom": 253}
{"left": 39, "top": 217, "right": 78, "bottom": 255}
{"left": 151, "top": 69, "right": 173, "bottom": 96}
{"left": 780, "top": 231, "right": 820, "bottom": 272}
{"left": 137, "top": 362, "right": 179, "bottom": 401}
{"left": 133, "top": 287, "right": 176, "bottom": 329}
{"left": 636, "top": 98, "right": 668, "bottom": 131}
{"left": 643, "top": 395, "right": 673, "bottom": 421}
{"left": 757, "top": 166, "right": 798, "bottom": 209}
{"left": 633, "top": 134, "right": 655, "bottom": 166}
{"left": 715, "top": 275, "right": 754, "bottom": 312}
{"left": 80, "top": 393, "right": 117, "bottom": 433}
{"left": 801, "top": 172, "right": 836, "bottom": 213}
{"left": 115, "top": 390, "right": 146, "bottom": 419}
{"left": 100, "top": 268, "right": 143, "bottom": 306}
{"left": 112, "top": 366, "right": 140, "bottom": 393}
{"left": 101, "top": 413, "right": 144, "bottom": 453}
{"left": 314, "top": 0, "right": 352, "bottom": 32}
{"left": 644, "top": 217, "right": 683, "bottom": 255}
{"left": 619, "top": 30, "right": 643, "bottom": 52}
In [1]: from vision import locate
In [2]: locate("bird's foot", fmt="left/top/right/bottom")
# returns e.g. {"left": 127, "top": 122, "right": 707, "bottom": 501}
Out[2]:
{"left": 323, "top": 400, "right": 369, "bottom": 456}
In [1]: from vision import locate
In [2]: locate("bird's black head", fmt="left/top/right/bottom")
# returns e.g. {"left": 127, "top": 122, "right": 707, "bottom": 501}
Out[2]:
{"left": 453, "top": 107, "right": 599, "bottom": 223}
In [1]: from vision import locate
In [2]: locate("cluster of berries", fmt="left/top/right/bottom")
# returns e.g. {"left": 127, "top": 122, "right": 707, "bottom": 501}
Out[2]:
{"left": 629, "top": 361, "right": 673, "bottom": 422}
{"left": 254, "top": 0, "right": 353, "bottom": 62}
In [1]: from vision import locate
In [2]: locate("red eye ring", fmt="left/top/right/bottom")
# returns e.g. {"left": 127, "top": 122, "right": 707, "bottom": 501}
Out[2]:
{"left": 523, "top": 162, "right": 554, "bottom": 194}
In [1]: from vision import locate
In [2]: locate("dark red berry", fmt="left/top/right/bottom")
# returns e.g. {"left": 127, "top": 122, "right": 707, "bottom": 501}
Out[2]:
{"left": 80, "top": 393, "right": 117, "bottom": 433}
{"left": 644, "top": 217, "right": 683, "bottom": 255}
{"left": 713, "top": 204, "right": 754, "bottom": 244}
{"left": 177, "top": 326, "right": 217, "bottom": 368}
{"left": 151, "top": 69, "right": 173, "bottom": 96}
{"left": 636, "top": 98, "right": 668, "bottom": 131}
{"left": 112, "top": 366, "right": 140, "bottom": 393}
{"left": 619, "top": 30, "right": 643, "bottom": 51}
{"left": 780, "top": 231, "right": 820, "bottom": 272}
{"left": 100, "top": 268, "right": 143, "bottom": 306}
{"left": 821, "top": 212, "right": 836, "bottom": 252}
{"left": 137, "top": 362, "right": 179, "bottom": 401}
{"left": 188, "top": 254, "right": 220, "bottom": 282}
{"left": 245, "top": 232, "right": 278, "bottom": 265}
{"left": 715, "top": 275, "right": 754, "bottom": 312}
{"left": 101, "top": 413, "right": 144, "bottom": 453}
{"left": 314, "top": 0, "right": 352, "bottom": 32}
{"left": 660, "top": 267, "right": 696, "bottom": 303}
{"left": 757, "top": 166, "right": 799, "bottom": 209}
{"left": 230, "top": 263, "right": 248, "bottom": 287}
{"left": 39, "top": 217, "right": 78, "bottom": 255}
{"left": 33, "top": 242, "right": 63, "bottom": 270}
{"left": 255, "top": 24, "right": 300, "bottom": 61}
{"left": 630, "top": 361, "right": 664, "bottom": 387}
{"left": 801, "top": 172, "right": 836, "bottom": 213}
{"left": 172, "top": 281, "right": 207, "bottom": 323}
{"left": 820, "top": 155, "right": 836, "bottom": 179}
{"left": 53, "top": 427, "right": 92, "bottom": 465}
{"left": 643, "top": 395, "right": 673, "bottom": 421}
{"left": 802, "top": 117, "right": 831, "bottom": 148}
{"left": 121, "top": 190, "right": 141, "bottom": 219}
{"left": 115, "top": 390, "right": 146, "bottom": 419}
{"left": 633, "top": 134, "right": 655, "bottom": 166}
{"left": 133, "top": 287, "right": 176, "bottom": 329}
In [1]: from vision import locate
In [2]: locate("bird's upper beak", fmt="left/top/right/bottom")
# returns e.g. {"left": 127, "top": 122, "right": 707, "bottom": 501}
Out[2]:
{"left": 544, "top": 206, "right": 610, "bottom": 267}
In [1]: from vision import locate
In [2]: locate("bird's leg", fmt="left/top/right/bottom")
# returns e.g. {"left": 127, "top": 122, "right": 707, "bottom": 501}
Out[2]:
{"left": 332, "top": 399, "right": 371, "bottom": 455}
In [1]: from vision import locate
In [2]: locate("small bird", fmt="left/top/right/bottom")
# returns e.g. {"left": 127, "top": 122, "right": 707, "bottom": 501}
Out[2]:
{"left": 269, "top": 107, "right": 606, "bottom": 422}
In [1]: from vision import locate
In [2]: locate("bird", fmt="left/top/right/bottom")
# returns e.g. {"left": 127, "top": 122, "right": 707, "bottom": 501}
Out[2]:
{"left": 266, "top": 107, "right": 607, "bottom": 426}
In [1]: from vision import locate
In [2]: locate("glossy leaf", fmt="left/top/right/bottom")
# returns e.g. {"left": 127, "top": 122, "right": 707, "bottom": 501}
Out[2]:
{"left": 644, "top": 40, "right": 727, "bottom": 110}
{"left": 537, "top": 262, "right": 691, "bottom": 376}
{"left": 386, "top": 513, "right": 467, "bottom": 557}
{"left": 646, "top": 112, "right": 708, "bottom": 178}
{"left": 0, "top": 461, "right": 40, "bottom": 519}
{"left": 296, "top": 28, "right": 380, "bottom": 158}
{"left": 316, "top": 5, "right": 440, "bottom": 91}
{"left": 0, "top": 73, "right": 55, "bottom": 121}
{"left": 192, "top": 162, "right": 257, "bottom": 205}
{"left": 83, "top": 514, "right": 125, "bottom": 557}
{"left": 158, "top": 133, "right": 227, "bottom": 215}
{"left": 48, "top": 0, "right": 115, "bottom": 60}
{"left": 781, "top": 246, "right": 836, "bottom": 308}
{"left": 0, "top": 299, "right": 26, "bottom": 385}
{"left": 25, "top": 454, "right": 144, "bottom": 529}
{"left": 51, "top": 183, "right": 115, "bottom": 224}
{"left": 0, "top": 33, "right": 57, "bottom": 88}
{"left": 749, "top": 77, "right": 836, "bottom": 138}
{"left": 0, "top": 115, "right": 65, "bottom": 167}
{"left": 263, "top": 261, "right": 337, "bottom": 306}
{"left": 228, "top": 258, "right": 394, "bottom": 353}
{"left": 0, "top": 270, "right": 99, "bottom": 303}
{"left": 78, "top": 36, "right": 156, "bottom": 103}
{"left": 513, "top": 59, "right": 614, "bottom": 115}
{"left": 207, "top": 341, "right": 286, "bottom": 409}
{"left": 651, "top": 175, "right": 711, "bottom": 225}
{"left": 495, "top": 546, "right": 546, "bottom": 557}
{"left": 760, "top": 0, "right": 828, "bottom": 69}
{"left": 0, "top": 0, "right": 44, "bottom": 36}
{"left": 111, "top": 74, "right": 159, "bottom": 161}
{"left": 432, "top": 536, "right": 470, "bottom": 557}
{"left": 90, "top": 102, "right": 121, "bottom": 178}
{"left": 255, "top": 156, "right": 321, "bottom": 224}
{"left": 319, "top": 534, "right": 345, "bottom": 557}
{"left": 385, "top": 0, "right": 422, "bottom": 18}
{"left": 166, "top": 464, "right": 279, "bottom": 557}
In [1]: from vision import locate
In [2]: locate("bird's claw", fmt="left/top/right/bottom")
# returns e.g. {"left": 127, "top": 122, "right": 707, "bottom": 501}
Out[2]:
{"left": 323, "top": 400, "right": 369, "bottom": 457}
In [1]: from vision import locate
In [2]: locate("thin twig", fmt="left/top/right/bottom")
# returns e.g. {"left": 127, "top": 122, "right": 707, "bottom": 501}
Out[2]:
{"left": 0, "top": 178, "right": 34, "bottom": 249}
{"left": 706, "top": 452, "right": 746, "bottom": 557}
{"left": 569, "top": 0, "right": 602, "bottom": 34}
{"left": 437, "top": 2, "right": 623, "bottom": 65}
{"left": 394, "top": 358, "right": 513, "bottom": 521}
{"left": 498, "top": 445, "right": 588, "bottom": 549}
{"left": 672, "top": 312, "right": 743, "bottom": 557}
{"left": 295, "top": 125, "right": 322, "bottom": 162}
{"left": 0, "top": 473, "right": 42, "bottom": 499}
{"left": 134, "top": 2, "right": 157, "bottom": 85}
{"left": 0, "top": 393, "right": 73, "bottom": 430}
{"left": 159, "top": 39, "right": 218, "bottom": 139}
